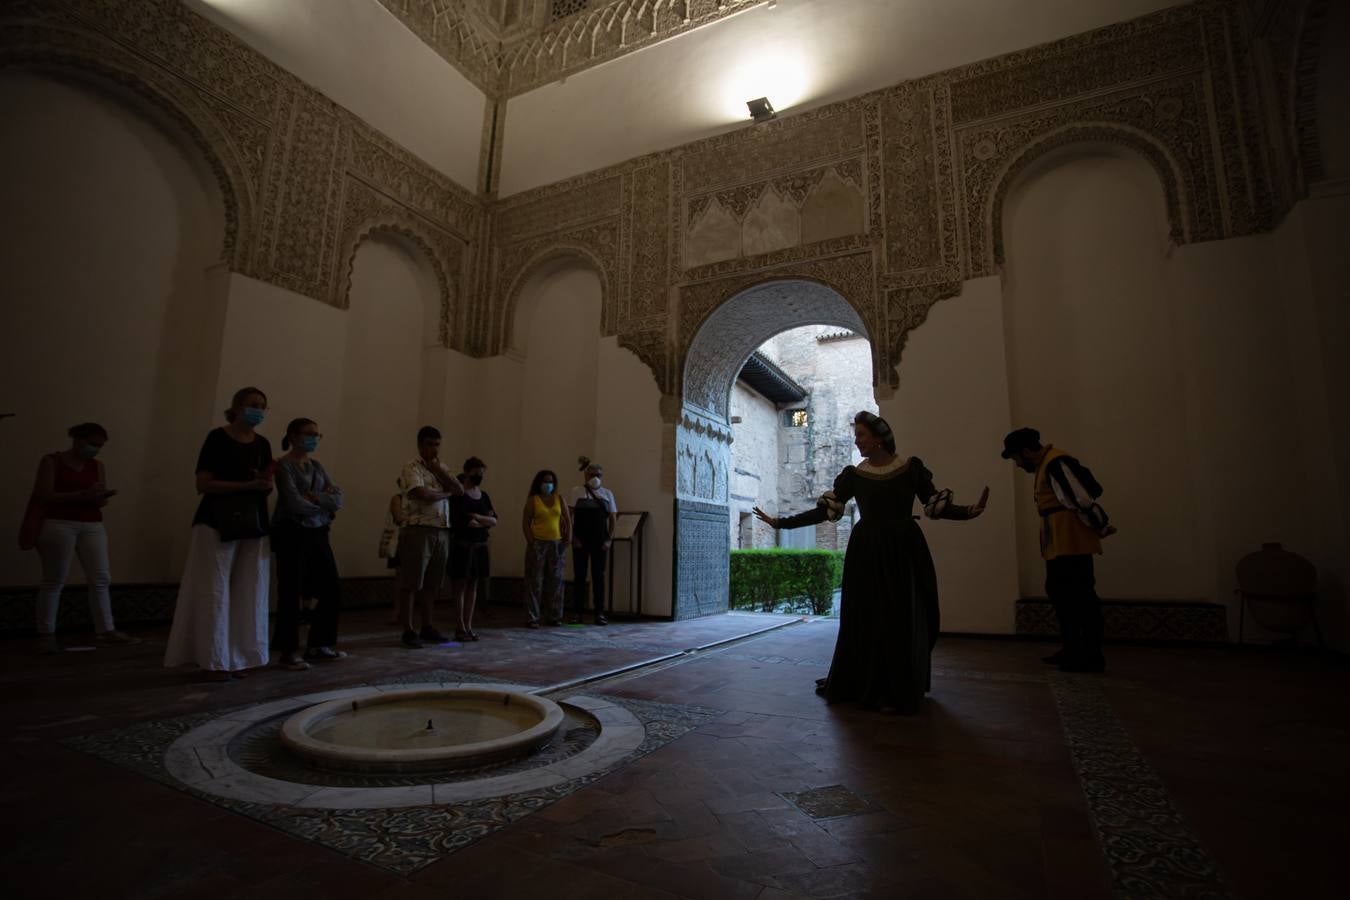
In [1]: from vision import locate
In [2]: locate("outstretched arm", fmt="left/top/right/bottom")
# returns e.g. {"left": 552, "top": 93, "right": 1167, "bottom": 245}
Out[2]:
{"left": 752, "top": 504, "right": 828, "bottom": 530}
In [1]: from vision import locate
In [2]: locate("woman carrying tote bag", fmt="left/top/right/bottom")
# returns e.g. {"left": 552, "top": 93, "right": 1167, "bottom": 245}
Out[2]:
{"left": 164, "top": 386, "right": 275, "bottom": 682}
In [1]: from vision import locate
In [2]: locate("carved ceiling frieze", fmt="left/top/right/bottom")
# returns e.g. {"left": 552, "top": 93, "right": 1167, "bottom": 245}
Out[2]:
{"left": 376, "top": 0, "right": 767, "bottom": 100}
{"left": 5, "top": 0, "right": 1322, "bottom": 418}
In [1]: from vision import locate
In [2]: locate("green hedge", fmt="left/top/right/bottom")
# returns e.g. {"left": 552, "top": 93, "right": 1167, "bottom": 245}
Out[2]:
{"left": 729, "top": 549, "right": 845, "bottom": 615}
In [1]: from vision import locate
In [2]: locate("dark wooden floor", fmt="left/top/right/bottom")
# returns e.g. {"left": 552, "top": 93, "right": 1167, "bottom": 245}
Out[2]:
{"left": 1, "top": 607, "right": 1345, "bottom": 899}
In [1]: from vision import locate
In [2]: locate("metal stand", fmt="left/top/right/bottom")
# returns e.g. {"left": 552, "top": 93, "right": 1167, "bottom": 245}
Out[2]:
{"left": 607, "top": 511, "right": 648, "bottom": 618}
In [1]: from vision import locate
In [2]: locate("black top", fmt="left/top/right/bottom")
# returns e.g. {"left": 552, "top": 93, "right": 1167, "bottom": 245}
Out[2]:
{"left": 192, "top": 427, "right": 274, "bottom": 532}
{"left": 777, "top": 458, "right": 947, "bottom": 712}
{"left": 450, "top": 490, "right": 495, "bottom": 543}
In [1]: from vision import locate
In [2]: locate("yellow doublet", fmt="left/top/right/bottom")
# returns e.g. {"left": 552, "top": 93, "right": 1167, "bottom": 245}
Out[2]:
{"left": 529, "top": 494, "right": 563, "bottom": 541}
{"left": 1034, "top": 448, "right": 1103, "bottom": 560}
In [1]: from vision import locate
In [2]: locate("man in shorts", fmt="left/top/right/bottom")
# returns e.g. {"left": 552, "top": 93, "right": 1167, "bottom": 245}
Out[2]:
{"left": 396, "top": 426, "right": 463, "bottom": 647}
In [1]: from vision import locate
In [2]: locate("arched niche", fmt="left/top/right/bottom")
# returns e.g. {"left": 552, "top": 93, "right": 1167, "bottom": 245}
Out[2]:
{"left": 0, "top": 28, "right": 253, "bottom": 270}
{"left": 500, "top": 246, "right": 611, "bottom": 359}
{"left": 0, "top": 69, "right": 231, "bottom": 585}
{"left": 334, "top": 230, "right": 445, "bottom": 577}
{"left": 1000, "top": 142, "right": 1203, "bottom": 603}
{"left": 986, "top": 123, "right": 1191, "bottom": 270}
{"left": 671, "top": 279, "right": 870, "bottom": 620}
{"left": 335, "top": 216, "right": 459, "bottom": 346}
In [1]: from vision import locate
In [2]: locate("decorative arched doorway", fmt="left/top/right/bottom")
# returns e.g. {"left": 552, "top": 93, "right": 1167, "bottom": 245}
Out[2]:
{"left": 672, "top": 279, "right": 871, "bottom": 619}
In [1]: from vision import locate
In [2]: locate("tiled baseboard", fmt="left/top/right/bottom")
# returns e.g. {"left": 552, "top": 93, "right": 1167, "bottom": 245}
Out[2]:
{"left": 0, "top": 575, "right": 648, "bottom": 636}
{"left": 1016, "top": 597, "right": 1229, "bottom": 642}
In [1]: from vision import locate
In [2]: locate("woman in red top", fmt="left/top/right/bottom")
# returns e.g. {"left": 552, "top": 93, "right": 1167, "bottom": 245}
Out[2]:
{"left": 29, "top": 423, "right": 137, "bottom": 653}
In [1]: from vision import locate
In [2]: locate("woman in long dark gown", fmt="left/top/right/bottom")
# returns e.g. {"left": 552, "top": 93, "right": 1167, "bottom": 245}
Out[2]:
{"left": 754, "top": 412, "right": 988, "bottom": 714}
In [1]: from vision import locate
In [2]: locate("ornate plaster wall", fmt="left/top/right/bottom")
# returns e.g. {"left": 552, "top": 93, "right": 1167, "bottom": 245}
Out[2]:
{"left": 2, "top": 0, "right": 484, "bottom": 351}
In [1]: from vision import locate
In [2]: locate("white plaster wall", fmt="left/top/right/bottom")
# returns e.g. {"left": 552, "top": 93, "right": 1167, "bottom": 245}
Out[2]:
{"left": 185, "top": 0, "right": 485, "bottom": 187}
{"left": 1166, "top": 224, "right": 1343, "bottom": 645}
{"left": 494, "top": 267, "right": 672, "bottom": 615}
{"left": 993, "top": 148, "right": 1347, "bottom": 646}
{"left": 1315, "top": 2, "right": 1350, "bottom": 183}
{"left": 505, "top": 269, "right": 606, "bottom": 578}
{"left": 498, "top": 0, "right": 1176, "bottom": 195}
{"left": 0, "top": 73, "right": 227, "bottom": 586}
{"left": 883, "top": 278, "right": 1021, "bottom": 635}
{"left": 1002, "top": 151, "right": 1205, "bottom": 601}
{"left": 729, "top": 383, "right": 779, "bottom": 547}
{"left": 210, "top": 235, "right": 450, "bottom": 581}
{"left": 1281, "top": 187, "right": 1350, "bottom": 649}
{"left": 595, "top": 338, "right": 673, "bottom": 618}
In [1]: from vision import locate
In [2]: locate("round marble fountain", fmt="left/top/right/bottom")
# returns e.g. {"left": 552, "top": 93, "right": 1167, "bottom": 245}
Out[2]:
{"left": 280, "top": 687, "right": 565, "bottom": 774}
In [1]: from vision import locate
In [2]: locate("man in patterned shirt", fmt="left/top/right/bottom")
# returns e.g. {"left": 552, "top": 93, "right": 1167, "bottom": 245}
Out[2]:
{"left": 396, "top": 426, "right": 464, "bottom": 648}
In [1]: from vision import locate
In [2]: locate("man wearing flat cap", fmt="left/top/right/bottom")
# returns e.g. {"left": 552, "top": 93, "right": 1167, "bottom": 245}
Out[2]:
{"left": 1002, "top": 428, "right": 1115, "bottom": 672}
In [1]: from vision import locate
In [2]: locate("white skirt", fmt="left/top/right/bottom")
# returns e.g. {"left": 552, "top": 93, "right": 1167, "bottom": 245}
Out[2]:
{"left": 164, "top": 524, "right": 270, "bottom": 671}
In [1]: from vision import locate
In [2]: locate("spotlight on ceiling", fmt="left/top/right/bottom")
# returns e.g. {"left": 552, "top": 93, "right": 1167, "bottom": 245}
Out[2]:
{"left": 746, "top": 97, "right": 776, "bottom": 123}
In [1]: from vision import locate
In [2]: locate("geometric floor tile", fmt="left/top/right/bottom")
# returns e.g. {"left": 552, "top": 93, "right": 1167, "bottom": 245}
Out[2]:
{"left": 780, "top": 784, "right": 876, "bottom": 819}
{"left": 66, "top": 668, "right": 722, "bottom": 874}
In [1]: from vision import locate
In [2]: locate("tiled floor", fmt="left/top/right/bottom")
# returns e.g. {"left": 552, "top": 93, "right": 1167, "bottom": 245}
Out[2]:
{"left": 2, "top": 608, "right": 1346, "bottom": 899}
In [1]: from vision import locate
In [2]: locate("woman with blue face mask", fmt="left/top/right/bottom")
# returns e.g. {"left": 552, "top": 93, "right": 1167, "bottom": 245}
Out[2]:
{"left": 270, "top": 417, "right": 346, "bottom": 670}
{"left": 26, "top": 422, "right": 136, "bottom": 653}
{"left": 521, "top": 469, "right": 571, "bottom": 628}
{"left": 164, "top": 386, "right": 275, "bottom": 682}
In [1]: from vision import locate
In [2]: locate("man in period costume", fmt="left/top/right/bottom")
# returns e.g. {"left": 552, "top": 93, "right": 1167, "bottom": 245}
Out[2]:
{"left": 1003, "top": 428, "right": 1115, "bottom": 673}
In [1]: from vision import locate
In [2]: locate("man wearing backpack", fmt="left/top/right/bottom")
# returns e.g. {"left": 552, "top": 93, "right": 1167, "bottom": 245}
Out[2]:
{"left": 1002, "top": 428, "right": 1116, "bottom": 673}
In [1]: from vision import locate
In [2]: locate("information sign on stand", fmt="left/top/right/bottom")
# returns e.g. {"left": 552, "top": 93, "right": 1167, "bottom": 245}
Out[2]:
{"left": 607, "top": 511, "right": 649, "bottom": 617}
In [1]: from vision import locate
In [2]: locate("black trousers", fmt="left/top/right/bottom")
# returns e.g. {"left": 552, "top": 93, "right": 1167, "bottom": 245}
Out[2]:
{"left": 1045, "top": 554, "right": 1104, "bottom": 663}
{"left": 272, "top": 523, "right": 341, "bottom": 653}
{"left": 572, "top": 543, "right": 608, "bottom": 617}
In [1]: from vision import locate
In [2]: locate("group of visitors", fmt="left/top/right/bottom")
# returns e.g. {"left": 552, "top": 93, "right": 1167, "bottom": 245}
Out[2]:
{"left": 22, "top": 386, "right": 621, "bottom": 682}
{"left": 24, "top": 385, "right": 1111, "bottom": 713}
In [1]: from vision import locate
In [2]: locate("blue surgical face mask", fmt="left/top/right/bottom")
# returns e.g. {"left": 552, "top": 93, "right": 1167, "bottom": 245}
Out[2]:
{"left": 78, "top": 444, "right": 101, "bottom": 459}
{"left": 541, "top": 483, "right": 555, "bottom": 495}
{"left": 301, "top": 436, "right": 320, "bottom": 453}
{"left": 241, "top": 407, "right": 266, "bottom": 426}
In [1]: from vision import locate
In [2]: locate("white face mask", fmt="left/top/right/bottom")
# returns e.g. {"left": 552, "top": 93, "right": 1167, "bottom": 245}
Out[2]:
{"left": 587, "top": 476, "right": 601, "bottom": 489}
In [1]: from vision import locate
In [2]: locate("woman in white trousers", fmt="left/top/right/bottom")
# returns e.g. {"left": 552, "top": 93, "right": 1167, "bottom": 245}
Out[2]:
{"left": 164, "top": 387, "right": 275, "bottom": 682}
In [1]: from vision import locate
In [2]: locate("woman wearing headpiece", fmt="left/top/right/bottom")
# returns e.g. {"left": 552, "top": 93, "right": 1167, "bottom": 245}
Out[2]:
{"left": 754, "top": 411, "right": 989, "bottom": 714}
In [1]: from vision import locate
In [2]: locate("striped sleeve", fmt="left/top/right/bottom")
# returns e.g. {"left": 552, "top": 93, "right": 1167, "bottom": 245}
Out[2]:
{"left": 1045, "top": 457, "right": 1110, "bottom": 532}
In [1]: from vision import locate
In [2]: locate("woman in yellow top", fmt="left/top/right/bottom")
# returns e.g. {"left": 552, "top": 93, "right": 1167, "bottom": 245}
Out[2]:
{"left": 521, "top": 469, "right": 572, "bottom": 628}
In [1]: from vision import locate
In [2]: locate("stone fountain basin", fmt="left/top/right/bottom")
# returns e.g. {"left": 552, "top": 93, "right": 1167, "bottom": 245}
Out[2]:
{"left": 279, "top": 687, "right": 564, "bottom": 774}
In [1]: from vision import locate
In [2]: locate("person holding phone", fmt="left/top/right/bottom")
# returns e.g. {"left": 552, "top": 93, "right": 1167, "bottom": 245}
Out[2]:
{"left": 27, "top": 422, "right": 136, "bottom": 653}
{"left": 164, "top": 386, "right": 275, "bottom": 681}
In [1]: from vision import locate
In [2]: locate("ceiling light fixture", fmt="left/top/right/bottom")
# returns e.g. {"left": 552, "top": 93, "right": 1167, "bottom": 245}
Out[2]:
{"left": 747, "top": 97, "right": 776, "bottom": 122}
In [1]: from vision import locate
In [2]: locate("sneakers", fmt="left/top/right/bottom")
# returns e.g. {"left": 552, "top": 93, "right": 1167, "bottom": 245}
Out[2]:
{"left": 595, "top": 615, "right": 608, "bottom": 626}
{"left": 96, "top": 630, "right": 140, "bottom": 645}
{"left": 279, "top": 651, "right": 311, "bottom": 671}
{"left": 419, "top": 626, "right": 448, "bottom": 644}
{"left": 401, "top": 628, "right": 424, "bottom": 648}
